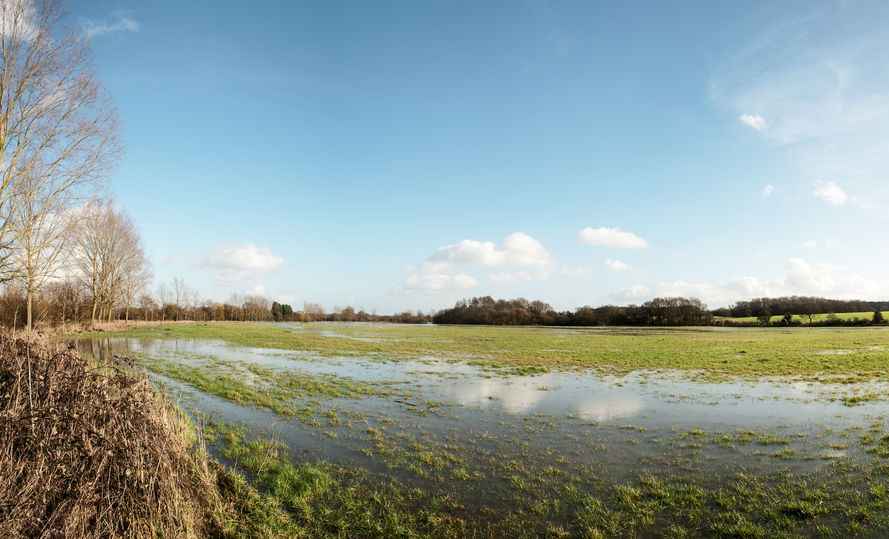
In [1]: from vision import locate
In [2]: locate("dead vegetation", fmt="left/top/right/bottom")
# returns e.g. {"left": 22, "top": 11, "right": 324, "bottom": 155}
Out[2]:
{"left": 0, "top": 334, "right": 234, "bottom": 538}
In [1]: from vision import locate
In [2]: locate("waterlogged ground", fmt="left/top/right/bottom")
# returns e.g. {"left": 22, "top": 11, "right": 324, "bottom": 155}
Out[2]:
{"left": 77, "top": 323, "right": 889, "bottom": 538}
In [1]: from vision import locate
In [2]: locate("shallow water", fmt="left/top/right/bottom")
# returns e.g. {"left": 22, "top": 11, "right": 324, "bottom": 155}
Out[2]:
{"left": 78, "top": 336, "right": 889, "bottom": 426}
{"left": 77, "top": 336, "right": 889, "bottom": 503}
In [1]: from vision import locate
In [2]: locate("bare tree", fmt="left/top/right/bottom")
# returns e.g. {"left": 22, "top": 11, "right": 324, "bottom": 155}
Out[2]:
{"left": 138, "top": 293, "right": 157, "bottom": 321}
{"left": 70, "top": 200, "right": 146, "bottom": 326}
{"left": 0, "top": 0, "right": 119, "bottom": 330}
{"left": 172, "top": 277, "right": 186, "bottom": 321}
{"left": 121, "top": 264, "right": 151, "bottom": 323}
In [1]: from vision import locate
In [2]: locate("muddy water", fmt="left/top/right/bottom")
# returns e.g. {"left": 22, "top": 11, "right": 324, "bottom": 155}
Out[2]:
{"left": 77, "top": 336, "right": 889, "bottom": 494}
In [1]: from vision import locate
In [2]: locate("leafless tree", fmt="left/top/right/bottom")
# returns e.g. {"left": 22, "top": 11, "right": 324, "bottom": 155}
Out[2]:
{"left": 70, "top": 200, "right": 146, "bottom": 326}
{"left": 172, "top": 277, "right": 187, "bottom": 321}
{"left": 121, "top": 264, "right": 151, "bottom": 322}
{"left": 0, "top": 0, "right": 120, "bottom": 330}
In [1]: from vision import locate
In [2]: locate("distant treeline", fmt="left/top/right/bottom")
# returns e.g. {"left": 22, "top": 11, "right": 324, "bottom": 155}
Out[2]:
{"left": 431, "top": 296, "right": 712, "bottom": 326}
{"left": 712, "top": 296, "right": 889, "bottom": 321}
{"left": 0, "top": 280, "right": 432, "bottom": 329}
{"left": 431, "top": 296, "right": 889, "bottom": 327}
{"left": 270, "top": 303, "right": 431, "bottom": 324}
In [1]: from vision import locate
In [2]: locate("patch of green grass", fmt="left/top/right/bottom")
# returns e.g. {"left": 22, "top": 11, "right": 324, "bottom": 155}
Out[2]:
{"left": 138, "top": 353, "right": 398, "bottom": 420}
{"left": 204, "top": 419, "right": 889, "bottom": 538}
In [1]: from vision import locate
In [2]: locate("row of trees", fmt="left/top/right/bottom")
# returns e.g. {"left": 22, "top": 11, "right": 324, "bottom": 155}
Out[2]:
{"left": 713, "top": 296, "right": 889, "bottom": 321}
{"left": 0, "top": 0, "right": 121, "bottom": 330}
{"left": 0, "top": 199, "right": 149, "bottom": 329}
{"left": 432, "top": 296, "right": 889, "bottom": 327}
{"left": 431, "top": 296, "right": 713, "bottom": 326}
{"left": 0, "top": 271, "right": 435, "bottom": 326}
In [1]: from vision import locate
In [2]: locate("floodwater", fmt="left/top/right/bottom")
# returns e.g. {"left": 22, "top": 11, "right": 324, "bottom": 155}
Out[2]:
{"left": 77, "top": 335, "right": 889, "bottom": 503}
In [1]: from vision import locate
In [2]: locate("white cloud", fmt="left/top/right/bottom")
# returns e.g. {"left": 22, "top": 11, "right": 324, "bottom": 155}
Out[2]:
{"left": 429, "top": 239, "right": 504, "bottom": 266}
{"left": 206, "top": 244, "right": 283, "bottom": 273}
{"left": 408, "top": 232, "right": 552, "bottom": 292}
{"left": 761, "top": 184, "right": 775, "bottom": 197}
{"left": 802, "top": 240, "right": 817, "bottom": 249}
{"left": 430, "top": 232, "right": 551, "bottom": 268}
{"left": 784, "top": 257, "right": 836, "bottom": 293}
{"left": 813, "top": 180, "right": 848, "bottom": 206}
{"left": 611, "top": 285, "right": 651, "bottom": 303}
{"left": 560, "top": 265, "right": 593, "bottom": 277}
{"left": 739, "top": 114, "right": 767, "bottom": 131}
{"left": 405, "top": 262, "right": 478, "bottom": 292}
{"left": 201, "top": 244, "right": 283, "bottom": 296}
{"left": 605, "top": 259, "right": 631, "bottom": 272}
{"left": 489, "top": 271, "right": 534, "bottom": 283}
{"left": 578, "top": 227, "right": 648, "bottom": 249}
{"left": 83, "top": 14, "right": 140, "bottom": 39}
{"left": 248, "top": 284, "right": 266, "bottom": 296}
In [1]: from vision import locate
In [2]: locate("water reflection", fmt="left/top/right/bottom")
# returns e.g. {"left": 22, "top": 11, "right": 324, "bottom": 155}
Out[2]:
{"left": 77, "top": 336, "right": 889, "bottom": 431}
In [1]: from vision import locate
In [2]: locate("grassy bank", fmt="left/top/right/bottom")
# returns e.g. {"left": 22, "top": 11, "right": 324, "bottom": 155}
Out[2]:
{"left": 0, "top": 333, "right": 311, "bottom": 538}
{"left": 94, "top": 321, "right": 889, "bottom": 381}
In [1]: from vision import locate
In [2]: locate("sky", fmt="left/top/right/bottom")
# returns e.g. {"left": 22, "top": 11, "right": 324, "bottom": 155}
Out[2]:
{"left": 72, "top": 0, "right": 889, "bottom": 313}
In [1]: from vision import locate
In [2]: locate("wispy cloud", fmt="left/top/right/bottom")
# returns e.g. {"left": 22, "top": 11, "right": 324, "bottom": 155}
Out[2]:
{"left": 82, "top": 13, "right": 140, "bottom": 39}
{"left": 711, "top": 2, "right": 889, "bottom": 210}
{"left": 813, "top": 180, "right": 848, "bottom": 206}
{"left": 761, "top": 184, "right": 775, "bottom": 198}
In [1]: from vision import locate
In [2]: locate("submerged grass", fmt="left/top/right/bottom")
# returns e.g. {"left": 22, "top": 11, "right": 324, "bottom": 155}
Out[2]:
{"left": 135, "top": 352, "right": 399, "bottom": 419}
{"left": 204, "top": 420, "right": 889, "bottom": 538}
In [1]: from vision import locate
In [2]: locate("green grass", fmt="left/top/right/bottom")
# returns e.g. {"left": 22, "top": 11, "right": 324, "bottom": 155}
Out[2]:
{"left": 97, "top": 321, "right": 889, "bottom": 381}
{"left": 138, "top": 353, "right": 398, "bottom": 419}
{"left": 79, "top": 322, "right": 889, "bottom": 537}
{"left": 205, "top": 420, "right": 889, "bottom": 538}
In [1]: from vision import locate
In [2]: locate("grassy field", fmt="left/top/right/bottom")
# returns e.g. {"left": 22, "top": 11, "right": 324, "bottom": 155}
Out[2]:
{"left": 715, "top": 311, "right": 889, "bottom": 324}
{"left": 95, "top": 321, "right": 889, "bottom": 381}
{"left": 78, "top": 322, "right": 889, "bottom": 537}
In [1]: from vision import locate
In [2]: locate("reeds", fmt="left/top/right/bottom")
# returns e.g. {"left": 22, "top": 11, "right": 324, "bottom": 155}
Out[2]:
{"left": 0, "top": 335, "right": 227, "bottom": 538}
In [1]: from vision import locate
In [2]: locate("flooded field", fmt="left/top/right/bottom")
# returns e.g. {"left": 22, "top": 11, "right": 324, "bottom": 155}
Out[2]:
{"left": 78, "top": 324, "right": 889, "bottom": 537}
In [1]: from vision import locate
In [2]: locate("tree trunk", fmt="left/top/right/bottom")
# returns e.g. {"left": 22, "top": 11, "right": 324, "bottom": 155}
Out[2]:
{"left": 26, "top": 291, "right": 33, "bottom": 332}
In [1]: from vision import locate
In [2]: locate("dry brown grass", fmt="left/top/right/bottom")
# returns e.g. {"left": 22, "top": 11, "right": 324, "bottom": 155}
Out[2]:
{"left": 0, "top": 334, "right": 231, "bottom": 538}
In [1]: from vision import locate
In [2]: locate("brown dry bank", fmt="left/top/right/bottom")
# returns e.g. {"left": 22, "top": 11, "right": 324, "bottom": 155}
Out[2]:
{"left": 0, "top": 334, "right": 247, "bottom": 538}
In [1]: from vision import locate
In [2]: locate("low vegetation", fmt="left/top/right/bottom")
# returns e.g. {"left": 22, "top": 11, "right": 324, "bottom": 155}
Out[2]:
{"left": 0, "top": 333, "right": 303, "bottom": 538}
{"left": 196, "top": 420, "right": 889, "bottom": 538}
{"left": 137, "top": 353, "right": 400, "bottom": 419}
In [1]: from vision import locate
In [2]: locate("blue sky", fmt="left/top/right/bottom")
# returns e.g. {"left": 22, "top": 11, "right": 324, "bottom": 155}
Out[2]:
{"left": 75, "top": 0, "right": 889, "bottom": 312}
